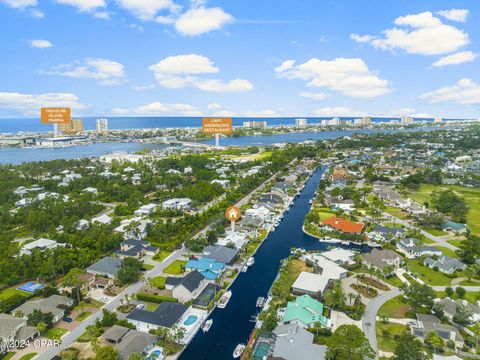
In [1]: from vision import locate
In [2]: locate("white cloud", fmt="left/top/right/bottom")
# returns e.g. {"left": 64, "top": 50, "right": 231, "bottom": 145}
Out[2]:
{"left": 299, "top": 92, "right": 329, "bottom": 101}
{"left": 131, "top": 84, "right": 156, "bottom": 92}
{"left": 29, "top": 8, "right": 43, "bottom": 17}
{"left": 43, "top": 58, "right": 127, "bottom": 86}
{"left": 0, "top": 91, "right": 87, "bottom": 116}
{"left": 351, "top": 11, "right": 469, "bottom": 55}
{"left": 243, "top": 109, "right": 282, "bottom": 117}
{"left": 206, "top": 103, "right": 235, "bottom": 116}
{"left": 149, "top": 54, "right": 252, "bottom": 92}
{"left": 30, "top": 39, "right": 53, "bottom": 48}
{"left": 93, "top": 11, "right": 110, "bottom": 19}
{"left": 311, "top": 107, "right": 367, "bottom": 117}
{"left": 0, "top": 0, "right": 36, "bottom": 9}
{"left": 420, "top": 78, "right": 480, "bottom": 104}
{"left": 115, "top": 0, "right": 180, "bottom": 21}
{"left": 55, "top": 0, "right": 105, "bottom": 12}
{"left": 175, "top": 6, "right": 233, "bottom": 36}
{"left": 437, "top": 9, "right": 469, "bottom": 23}
{"left": 432, "top": 51, "right": 477, "bottom": 67}
{"left": 112, "top": 102, "right": 200, "bottom": 116}
{"left": 275, "top": 57, "right": 391, "bottom": 98}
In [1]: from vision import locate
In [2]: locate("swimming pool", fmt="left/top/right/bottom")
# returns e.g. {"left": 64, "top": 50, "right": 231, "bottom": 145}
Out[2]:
{"left": 183, "top": 315, "right": 198, "bottom": 326}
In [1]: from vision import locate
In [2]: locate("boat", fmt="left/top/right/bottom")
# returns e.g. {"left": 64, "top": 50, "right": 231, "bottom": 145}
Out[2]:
{"left": 233, "top": 344, "right": 246, "bottom": 358}
{"left": 256, "top": 297, "right": 265, "bottom": 307}
{"left": 202, "top": 319, "right": 213, "bottom": 332}
{"left": 309, "top": 199, "right": 313, "bottom": 204}
{"left": 318, "top": 236, "right": 341, "bottom": 244}
{"left": 217, "top": 290, "right": 232, "bottom": 309}
{"left": 242, "top": 265, "right": 248, "bottom": 273}
{"left": 247, "top": 257, "right": 255, "bottom": 267}
{"left": 340, "top": 240, "right": 350, "bottom": 245}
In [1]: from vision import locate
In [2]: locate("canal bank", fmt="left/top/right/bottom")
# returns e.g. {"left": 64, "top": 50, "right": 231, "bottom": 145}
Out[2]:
{"left": 178, "top": 166, "right": 371, "bottom": 360}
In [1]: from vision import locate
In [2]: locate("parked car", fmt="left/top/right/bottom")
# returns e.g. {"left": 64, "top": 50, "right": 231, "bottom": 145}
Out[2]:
{"left": 63, "top": 316, "right": 73, "bottom": 323}
{"left": 136, "top": 303, "right": 145, "bottom": 310}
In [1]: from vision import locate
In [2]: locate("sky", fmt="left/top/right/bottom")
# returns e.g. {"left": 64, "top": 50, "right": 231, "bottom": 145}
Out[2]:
{"left": 0, "top": 0, "right": 479, "bottom": 119}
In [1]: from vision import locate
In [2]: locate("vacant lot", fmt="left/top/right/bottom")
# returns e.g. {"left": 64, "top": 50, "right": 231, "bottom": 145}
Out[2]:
{"left": 163, "top": 260, "right": 187, "bottom": 275}
{"left": 378, "top": 296, "right": 415, "bottom": 319}
{"left": 376, "top": 322, "right": 407, "bottom": 352}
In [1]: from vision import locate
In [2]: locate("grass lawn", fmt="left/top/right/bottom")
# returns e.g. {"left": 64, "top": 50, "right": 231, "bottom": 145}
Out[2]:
{"left": 448, "top": 239, "right": 463, "bottom": 248}
{"left": 378, "top": 296, "right": 415, "bottom": 319}
{"left": 406, "top": 259, "right": 458, "bottom": 285}
{"left": 435, "top": 246, "right": 458, "bottom": 258}
{"left": 0, "top": 287, "right": 30, "bottom": 301}
{"left": 436, "top": 291, "right": 480, "bottom": 304}
{"left": 383, "top": 275, "right": 404, "bottom": 288}
{"left": 2, "top": 353, "right": 15, "bottom": 360}
{"left": 144, "top": 301, "right": 160, "bottom": 311}
{"left": 75, "top": 311, "right": 92, "bottom": 321}
{"left": 44, "top": 327, "right": 68, "bottom": 340}
{"left": 385, "top": 206, "right": 409, "bottom": 219}
{"left": 409, "top": 184, "right": 480, "bottom": 235}
{"left": 153, "top": 250, "right": 172, "bottom": 262}
{"left": 150, "top": 276, "right": 166, "bottom": 289}
{"left": 142, "top": 264, "right": 154, "bottom": 270}
{"left": 459, "top": 280, "right": 480, "bottom": 286}
{"left": 422, "top": 227, "right": 446, "bottom": 236}
{"left": 19, "top": 353, "right": 37, "bottom": 360}
{"left": 376, "top": 322, "right": 407, "bottom": 352}
{"left": 163, "top": 260, "right": 187, "bottom": 275}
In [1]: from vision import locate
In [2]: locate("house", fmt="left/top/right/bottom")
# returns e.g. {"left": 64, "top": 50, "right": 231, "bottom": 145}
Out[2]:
{"left": 165, "top": 270, "right": 208, "bottom": 303}
{"left": 320, "top": 216, "right": 364, "bottom": 235}
{"left": 211, "top": 179, "right": 230, "bottom": 188}
{"left": 126, "top": 301, "right": 188, "bottom": 332}
{"left": 91, "top": 214, "right": 113, "bottom": 225}
{"left": 20, "top": 238, "right": 58, "bottom": 256}
{"left": 243, "top": 206, "right": 271, "bottom": 226}
{"left": 331, "top": 168, "right": 348, "bottom": 180}
{"left": 291, "top": 272, "right": 330, "bottom": 297}
{"left": 12, "top": 295, "right": 73, "bottom": 323}
{"left": 304, "top": 254, "right": 348, "bottom": 279}
{"left": 368, "top": 225, "right": 406, "bottom": 242}
{"left": 423, "top": 255, "right": 466, "bottom": 274}
{"left": 331, "top": 199, "right": 355, "bottom": 212}
{"left": 435, "top": 298, "right": 480, "bottom": 324}
{"left": 282, "top": 295, "right": 330, "bottom": 328}
{"left": 185, "top": 258, "right": 225, "bottom": 280}
{"left": 134, "top": 204, "right": 157, "bottom": 217}
{"left": 258, "top": 193, "right": 284, "bottom": 206}
{"left": 362, "top": 249, "right": 403, "bottom": 272}
{"left": 86, "top": 257, "right": 123, "bottom": 279}
{"left": 202, "top": 245, "right": 239, "bottom": 265}
{"left": 162, "top": 198, "right": 192, "bottom": 211}
{"left": 272, "top": 323, "right": 327, "bottom": 360}
{"left": 114, "top": 217, "right": 152, "bottom": 240}
{"left": 411, "top": 314, "right": 464, "bottom": 348}
{"left": 217, "top": 231, "right": 248, "bottom": 249}
{"left": 114, "top": 240, "right": 158, "bottom": 259}
{"left": 441, "top": 221, "right": 467, "bottom": 233}
{"left": 319, "top": 248, "right": 355, "bottom": 266}
{"left": 102, "top": 325, "right": 159, "bottom": 360}
{"left": 83, "top": 187, "right": 98, "bottom": 194}
{"left": 396, "top": 238, "right": 442, "bottom": 258}
{"left": 75, "top": 219, "right": 90, "bottom": 231}
{"left": 0, "top": 314, "right": 39, "bottom": 351}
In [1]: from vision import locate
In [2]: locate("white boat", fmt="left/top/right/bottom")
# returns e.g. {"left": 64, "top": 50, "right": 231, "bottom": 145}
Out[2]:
{"left": 202, "top": 319, "right": 213, "bottom": 332}
{"left": 233, "top": 344, "right": 245, "bottom": 358}
{"left": 256, "top": 297, "right": 265, "bottom": 307}
{"left": 247, "top": 257, "right": 255, "bottom": 267}
{"left": 242, "top": 265, "right": 248, "bottom": 273}
{"left": 340, "top": 240, "right": 350, "bottom": 245}
{"left": 309, "top": 199, "right": 313, "bottom": 204}
{"left": 318, "top": 236, "right": 342, "bottom": 244}
{"left": 218, "top": 290, "right": 232, "bottom": 309}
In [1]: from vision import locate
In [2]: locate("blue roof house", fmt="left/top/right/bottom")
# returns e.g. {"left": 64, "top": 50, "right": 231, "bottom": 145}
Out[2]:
{"left": 185, "top": 257, "right": 225, "bottom": 280}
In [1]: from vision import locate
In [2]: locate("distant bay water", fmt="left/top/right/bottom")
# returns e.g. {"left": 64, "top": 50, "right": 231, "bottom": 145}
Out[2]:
{"left": 0, "top": 116, "right": 446, "bottom": 134}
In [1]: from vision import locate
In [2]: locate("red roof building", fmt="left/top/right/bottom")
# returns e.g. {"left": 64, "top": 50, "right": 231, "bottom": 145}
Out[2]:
{"left": 321, "top": 216, "right": 364, "bottom": 235}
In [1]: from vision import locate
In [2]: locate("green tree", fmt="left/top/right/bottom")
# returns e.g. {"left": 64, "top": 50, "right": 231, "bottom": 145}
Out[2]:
{"left": 402, "top": 283, "right": 435, "bottom": 309}
{"left": 445, "top": 286, "right": 454, "bottom": 297}
{"left": 431, "top": 190, "right": 468, "bottom": 222}
{"left": 36, "top": 321, "right": 48, "bottom": 335}
{"left": 27, "top": 309, "right": 53, "bottom": 327}
{"left": 324, "top": 281, "right": 345, "bottom": 310}
{"left": 326, "top": 324, "right": 374, "bottom": 360}
{"left": 94, "top": 345, "right": 118, "bottom": 360}
{"left": 128, "top": 353, "right": 144, "bottom": 360}
{"left": 61, "top": 268, "right": 85, "bottom": 304}
{"left": 455, "top": 286, "right": 466, "bottom": 298}
{"left": 425, "top": 331, "right": 444, "bottom": 353}
{"left": 453, "top": 304, "right": 472, "bottom": 326}
{"left": 394, "top": 333, "right": 431, "bottom": 360}
{"left": 457, "top": 235, "right": 480, "bottom": 264}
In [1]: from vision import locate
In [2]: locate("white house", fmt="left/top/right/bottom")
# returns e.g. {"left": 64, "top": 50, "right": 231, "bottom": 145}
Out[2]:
{"left": 20, "top": 238, "right": 59, "bottom": 256}
{"left": 92, "top": 214, "right": 113, "bottom": 225}
{"left": 211, "top": 179, "right": 230, "bottom": 188}
{"left": 319, "top": 248, "right": 355, "bottom": 266}
{"left": 162, "top": 198, "right": 192, "bottom": 211}
{"left": 217, "top": 231, "right": 248, "bottom": 249}
{"left": 134, "top": 204, "right": 157, "bottom": 217}
{"left": 291, "top": 272, "right": 330, "bottom": 296}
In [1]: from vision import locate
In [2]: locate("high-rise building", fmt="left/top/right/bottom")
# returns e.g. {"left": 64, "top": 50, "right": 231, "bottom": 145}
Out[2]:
{"left": 243, "top": 120, "right": 267, "bottom": 129}
{"left": 59, "top": 119, "right": 84, "bottom": 135}
{"left": 434, "top": 116, "right": 442, "bottom": 123}
{"left": 96, "top": 118, "right": 109, "bottom": 132}
{"left": 353, "top": 116, "right": 372, "bottom": 126}
{"left": 295, "top": 118, "right": 307, "bottom": 127}
{"left": 400, "top": 116, "right": 413, "bottom": 125}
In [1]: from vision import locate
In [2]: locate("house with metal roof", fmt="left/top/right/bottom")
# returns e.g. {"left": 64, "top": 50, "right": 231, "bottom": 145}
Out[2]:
{"left": 423, "top": 255, "right": 466, "bottom": 274}
{"left": 202, "top": 245, "right": 239, "bottom": 265}
{"left": 185, "top": 257, "right": 225, "bottom": 280}
{"left": 282, "top": 295, "right": 330, "bottom": 328}
{"left": 291, "top": 272, "right": 330, "bottom": 297}
{"left": 272, "top": 323, "right": 327, "bottom": 360}
{"left": 86, "top": 257, "right": 122, "bottom": 279}
{"left": 165, "top": 270, "right": 209, "bottom": 303}
{"left": 126, "top": 301, "right": 188, "bottom": 332}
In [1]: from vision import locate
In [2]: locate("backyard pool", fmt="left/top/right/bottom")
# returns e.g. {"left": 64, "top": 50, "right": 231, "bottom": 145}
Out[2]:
{"left": 183, "top": 315, "right": 198, "bottom": 326}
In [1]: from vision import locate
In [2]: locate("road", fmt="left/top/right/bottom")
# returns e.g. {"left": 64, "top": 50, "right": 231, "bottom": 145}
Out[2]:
{"left": 37, "top": 248, "right": 187, "bottom": 360}
{"left": 382, "top": 211, "right": 458, "bottom": 251}
{"left": 362, "top": 289, "right": 401, "bottom": 359}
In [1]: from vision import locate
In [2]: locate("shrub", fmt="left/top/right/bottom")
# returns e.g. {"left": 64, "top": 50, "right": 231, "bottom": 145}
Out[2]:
{"left": 136, "top": 293, "right": 178, "bottom": 304}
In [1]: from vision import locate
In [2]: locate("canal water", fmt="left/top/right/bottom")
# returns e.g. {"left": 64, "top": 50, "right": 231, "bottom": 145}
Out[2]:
{"left": 179, "top": 166, "right": 370, "bottom": 360}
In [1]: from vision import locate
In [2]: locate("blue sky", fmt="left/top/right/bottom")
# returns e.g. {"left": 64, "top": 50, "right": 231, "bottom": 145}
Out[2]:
{"left": 0, "top": 0, "right": 479, "bottom": 118}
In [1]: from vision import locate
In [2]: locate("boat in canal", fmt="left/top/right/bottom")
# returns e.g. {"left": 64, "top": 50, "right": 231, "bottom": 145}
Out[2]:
{"left": 318, "top": 236, "right": 342, "bottom": 244}
{"left": 241, "top": 265, "right": 248, "bottom": 273}
{"left": 232, "top": 344, "right": 245, "bottom": 358}
{"left": 246, "top": 257, "right": 255, "bottom": 267}
{"left": 256, "top": 297, "right": 265, "bottom": 308}
{"left": 217, "top": 290, "right": 232, "bottom": 309}
{"left": 202, "top": 319, "right": 213, "bottom": 332}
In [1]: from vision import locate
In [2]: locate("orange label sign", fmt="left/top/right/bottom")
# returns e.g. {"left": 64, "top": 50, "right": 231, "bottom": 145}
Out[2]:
{"left": 41, "top": 108, "right": 71, "bottom": 124}
{"left": 226, "top": 206, "right": 241, "bottom": 222}
{"left": 202, "top": 117, "right": 232, "bottom": 134}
